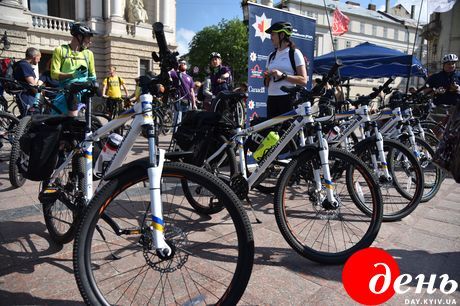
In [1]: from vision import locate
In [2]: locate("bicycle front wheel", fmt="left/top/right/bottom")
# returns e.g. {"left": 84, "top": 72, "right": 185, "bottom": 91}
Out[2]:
{"left": 354, "top": 138, "right": 424, "bottom": 221}
{"left": 274, "top": 147, "right": 383, "bottom": 264}
{"left": 73, "top": 161, "right": 254, "bottom": 306}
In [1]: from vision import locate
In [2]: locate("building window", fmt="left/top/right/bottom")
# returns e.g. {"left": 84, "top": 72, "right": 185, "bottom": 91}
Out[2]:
{"left": 360, "top": 23, "right": 365, "bottom": 33}
{"left": 401, "top": 31, "right": 406, "bottom": 42}
{"left": 30, "top": 0, "right": 76, "bottom": 19}
{"left": 315, "top": 35, "right": 321, "bottom": 56}
{"left": 140, "top": 59, "right": 151, "bottom": 76}
{"left": 29, "top": 0, "right": 48, "bottom": 14}
{"left": 383, "top": 27, "right": 387, "bottom": 38}
{"left": 346, "top": 40, "right": 351, "bottom": 48}
{"left": 372, "top": 25, "right": 377, "bottom": 36}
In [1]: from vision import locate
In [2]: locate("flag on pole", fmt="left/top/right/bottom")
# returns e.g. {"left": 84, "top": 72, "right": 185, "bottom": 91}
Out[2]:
{"left": 428, "top": 0, "right": 457, "bottom": 13}
{"left": 332, "top": 8, "right": 350, "bottom": 36}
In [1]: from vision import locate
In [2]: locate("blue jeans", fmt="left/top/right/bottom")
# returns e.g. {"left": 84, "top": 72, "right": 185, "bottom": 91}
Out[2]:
{"left": 173, "top": 100, "right": 190, "bottom": 133}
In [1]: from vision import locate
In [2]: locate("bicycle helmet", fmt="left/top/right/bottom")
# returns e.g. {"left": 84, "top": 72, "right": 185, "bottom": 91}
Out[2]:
{"left": 209, "top": 52, "right": 221, "bottom": 60}
{"left": 70, "top": 23, "right": 96, "bottom": 37}
{"left": 442, "top": 53, "right": 458, "bottom": 63}
{"left": 265, "top": 21, "right": 293, "bottom": 36}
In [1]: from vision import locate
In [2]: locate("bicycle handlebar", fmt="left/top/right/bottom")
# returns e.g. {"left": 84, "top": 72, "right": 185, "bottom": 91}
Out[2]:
{"left": 152, "top": 22, "right": 179, "bottom": 87}
{"left": 281, "top": 59, "right": 343, "bottom": 107}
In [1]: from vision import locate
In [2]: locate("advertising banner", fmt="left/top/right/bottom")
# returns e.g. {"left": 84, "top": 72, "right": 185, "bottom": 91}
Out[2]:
{"left": 246, "top": 3, "right": 316, "bottom": 120}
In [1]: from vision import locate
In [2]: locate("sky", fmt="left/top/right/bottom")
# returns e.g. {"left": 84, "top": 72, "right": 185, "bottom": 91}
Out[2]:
{"left": 176, "top": 0, "right": 430, "bottom": 56}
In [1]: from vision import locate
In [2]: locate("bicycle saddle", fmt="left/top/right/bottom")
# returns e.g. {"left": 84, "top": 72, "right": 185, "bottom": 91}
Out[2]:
{"left": 215, "top": 91, "right": 246, "bottom": 100}
{"left": 68, "top": 81, "right": 98, "bottom": 95}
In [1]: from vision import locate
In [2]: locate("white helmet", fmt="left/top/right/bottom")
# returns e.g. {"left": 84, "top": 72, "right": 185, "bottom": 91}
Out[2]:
{"left": 442, "top": 53, "right": 458, "bottom": 63}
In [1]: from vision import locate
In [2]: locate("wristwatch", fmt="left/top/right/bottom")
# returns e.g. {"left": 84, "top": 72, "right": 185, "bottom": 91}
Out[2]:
{"left": 281, "top": 73, "right": 287, "bottom": 80}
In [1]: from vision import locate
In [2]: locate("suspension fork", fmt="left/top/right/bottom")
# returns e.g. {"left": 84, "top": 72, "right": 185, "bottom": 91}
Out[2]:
{"left": 373, "top": 123, "right": 392, "bottom": 180}
{"left": 141, "top": 94, "right": 171, "bottom": 256}
{"left": 315, "top": 124, "right": 337, "bottom": 206}
{"left": 236, "top": 127, "right": 248, "bottom": 179}
{"left": 405, "top": 124, "right": 420, "bottom": 158}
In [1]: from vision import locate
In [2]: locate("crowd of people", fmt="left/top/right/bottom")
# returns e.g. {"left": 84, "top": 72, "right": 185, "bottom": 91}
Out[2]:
{"left": 2, "top": 21, "right": 460, "bottom": 175}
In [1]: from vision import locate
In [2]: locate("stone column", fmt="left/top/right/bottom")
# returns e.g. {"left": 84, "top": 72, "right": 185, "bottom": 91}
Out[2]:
{"left": 160, "top": 0, "right": 170, "bottom": 28}
{"left": 1, "top": 0, "right": 22, "bottom": 6}
{"left": 20, "top": 0, "right": 28, "bottom": 10}
{"left": 90, "top": 0, "right": 103, "bottom": 20}
{"left": 111, "top": 0, "right": 123, "bottom": 19}
{"left": 75, "top": 0, "right": 86, "bottom": 21}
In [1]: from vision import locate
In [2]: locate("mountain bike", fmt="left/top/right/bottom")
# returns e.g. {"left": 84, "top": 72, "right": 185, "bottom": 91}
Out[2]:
{"left": 50, "top": 22, "right": 253, "bottom": 305}
{"left": 179, "top": 61, "right": 384, "bottom": 264}
{"left": 324, "top": 79, "right": 424, "bottom": 221}
{"left": 7, "top": 81, "right": 103, "bottom": 188}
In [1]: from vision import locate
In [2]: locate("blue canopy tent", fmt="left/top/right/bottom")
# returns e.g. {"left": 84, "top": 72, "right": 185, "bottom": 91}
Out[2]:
{"left": 313, "top": 42, "right": 427, "bottom": 79}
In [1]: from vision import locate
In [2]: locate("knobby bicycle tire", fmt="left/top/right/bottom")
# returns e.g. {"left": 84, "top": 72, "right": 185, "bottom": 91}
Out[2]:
{"left": 274, "top": 147, "right": 383, "bottom": 264}
{"left": 399, "top": 136, "right": 443, "bottom": 202}
{"left": 8, "top": 115, "right": 32, "bottom": 188}
{"left": 354, "top": 138, "right": 424, "bottom": 221}
{"left": 42, "top": 153, "right": 86, "bottom": 245}
{"left": 73, "top": 161, "right": 254, "bottom": 306}
{"left": 0, "top": 111, "right": 19, "bottom": 161}
{"left": 182, "top": 135, "right": 238, "bottom": 214}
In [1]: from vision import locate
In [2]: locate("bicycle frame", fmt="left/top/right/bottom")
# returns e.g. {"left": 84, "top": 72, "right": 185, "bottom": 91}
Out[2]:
{"left": 48, "top": 93, "right": 172, "bottom": 254}
{"left": 330, "top": 105, "right": 392, "bottom": 180}
{"left": 204, "top": 101, "right": 338, "bottom": 204}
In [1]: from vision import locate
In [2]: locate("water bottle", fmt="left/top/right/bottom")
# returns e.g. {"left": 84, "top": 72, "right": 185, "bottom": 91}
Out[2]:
{"left": 33, "top": 92, "right": 41, "bottom": 107}
{"left": 94, "top": 133, "right": 123, "bottom": 178}
{"left": 253, "top": 131, "right": 279, "bottom": 161}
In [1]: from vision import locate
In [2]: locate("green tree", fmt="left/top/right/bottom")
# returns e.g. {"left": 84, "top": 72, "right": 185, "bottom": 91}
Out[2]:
{"left": 187, "top": 18, "right": 248, "bottom": 85}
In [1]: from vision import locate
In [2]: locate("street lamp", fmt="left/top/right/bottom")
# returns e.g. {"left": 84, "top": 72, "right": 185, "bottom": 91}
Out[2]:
{"left": 1, "top": 31, "right": 11, "bottom": 51}
{"left": 241, "top": 0, "right": 250, "bottom": 25}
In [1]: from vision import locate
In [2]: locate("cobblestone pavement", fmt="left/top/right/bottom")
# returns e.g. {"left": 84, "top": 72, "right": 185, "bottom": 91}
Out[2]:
{"left": 0, "top": 136, "right": 459, "bottom": 305}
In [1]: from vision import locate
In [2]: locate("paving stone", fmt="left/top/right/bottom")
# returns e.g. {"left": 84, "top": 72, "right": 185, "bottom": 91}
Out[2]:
{"left": 0, "top": 136, "right": 459, "bottom": 305}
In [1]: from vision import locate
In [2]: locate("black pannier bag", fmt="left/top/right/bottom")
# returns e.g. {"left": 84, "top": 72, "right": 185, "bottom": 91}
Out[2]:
{"left": 173, "top": 111, "right": 233, "bottom": 165}
{"left": 18, "top": 116, "right": 63, "bottom": 181}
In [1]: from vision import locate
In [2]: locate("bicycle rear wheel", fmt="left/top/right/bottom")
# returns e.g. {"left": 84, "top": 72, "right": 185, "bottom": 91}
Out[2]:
{"left": 0, "top": 111, "right": 19, "bottom": 161}
{"left": 8, "top": 115, "right": 32, "bottom": 188}
{"left": 274, "top": 147, "right": 383, "bottom": 264}
{"left": 182, "top": 135, "right": 237, "bottom": 214}
{"left": 41, "top": 154, "right": 86, "bottom": 245}
{"left": 73, "top": 161, "right": 254, "bottom": 305}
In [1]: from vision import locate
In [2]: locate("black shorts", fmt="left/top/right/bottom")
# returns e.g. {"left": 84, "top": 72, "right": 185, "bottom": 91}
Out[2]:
{"left": 266, "top": 95, "right": 295, "bottom": 119}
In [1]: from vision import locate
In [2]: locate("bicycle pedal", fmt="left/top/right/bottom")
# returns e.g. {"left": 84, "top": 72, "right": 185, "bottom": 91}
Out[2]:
{"left": 39, "top": 187, "right": 60, "bottom": 203}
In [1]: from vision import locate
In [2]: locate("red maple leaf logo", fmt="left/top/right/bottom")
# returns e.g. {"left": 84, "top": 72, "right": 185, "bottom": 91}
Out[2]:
{"left": 257, "top": 20, "right": 265, "bottom": 33}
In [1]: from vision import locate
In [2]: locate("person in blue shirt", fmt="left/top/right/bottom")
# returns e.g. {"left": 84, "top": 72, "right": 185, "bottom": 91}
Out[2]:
{"left": 208, "top": 52, "right": 232, "bottom": 96}
{"left": 423, "top": 53, "right": 460, "bottom": 106}
{"left": 13, "top": 47, "right": 41, "bottom": 116}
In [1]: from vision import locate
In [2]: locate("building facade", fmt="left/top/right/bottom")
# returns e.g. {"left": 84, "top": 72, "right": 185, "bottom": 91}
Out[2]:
{"left": 278, "top": 0, "right": 426, "bottom": 96}
{"left": 421, "top": 1, "right": 460, "bottom": 73}
{"left": 0, "top": 0, "right": 177, "bottom": 92}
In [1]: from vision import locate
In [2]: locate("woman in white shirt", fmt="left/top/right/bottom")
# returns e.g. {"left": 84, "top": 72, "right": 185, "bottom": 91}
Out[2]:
{"left": 264, "top": 21, "right": 308, "bottom": 118}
